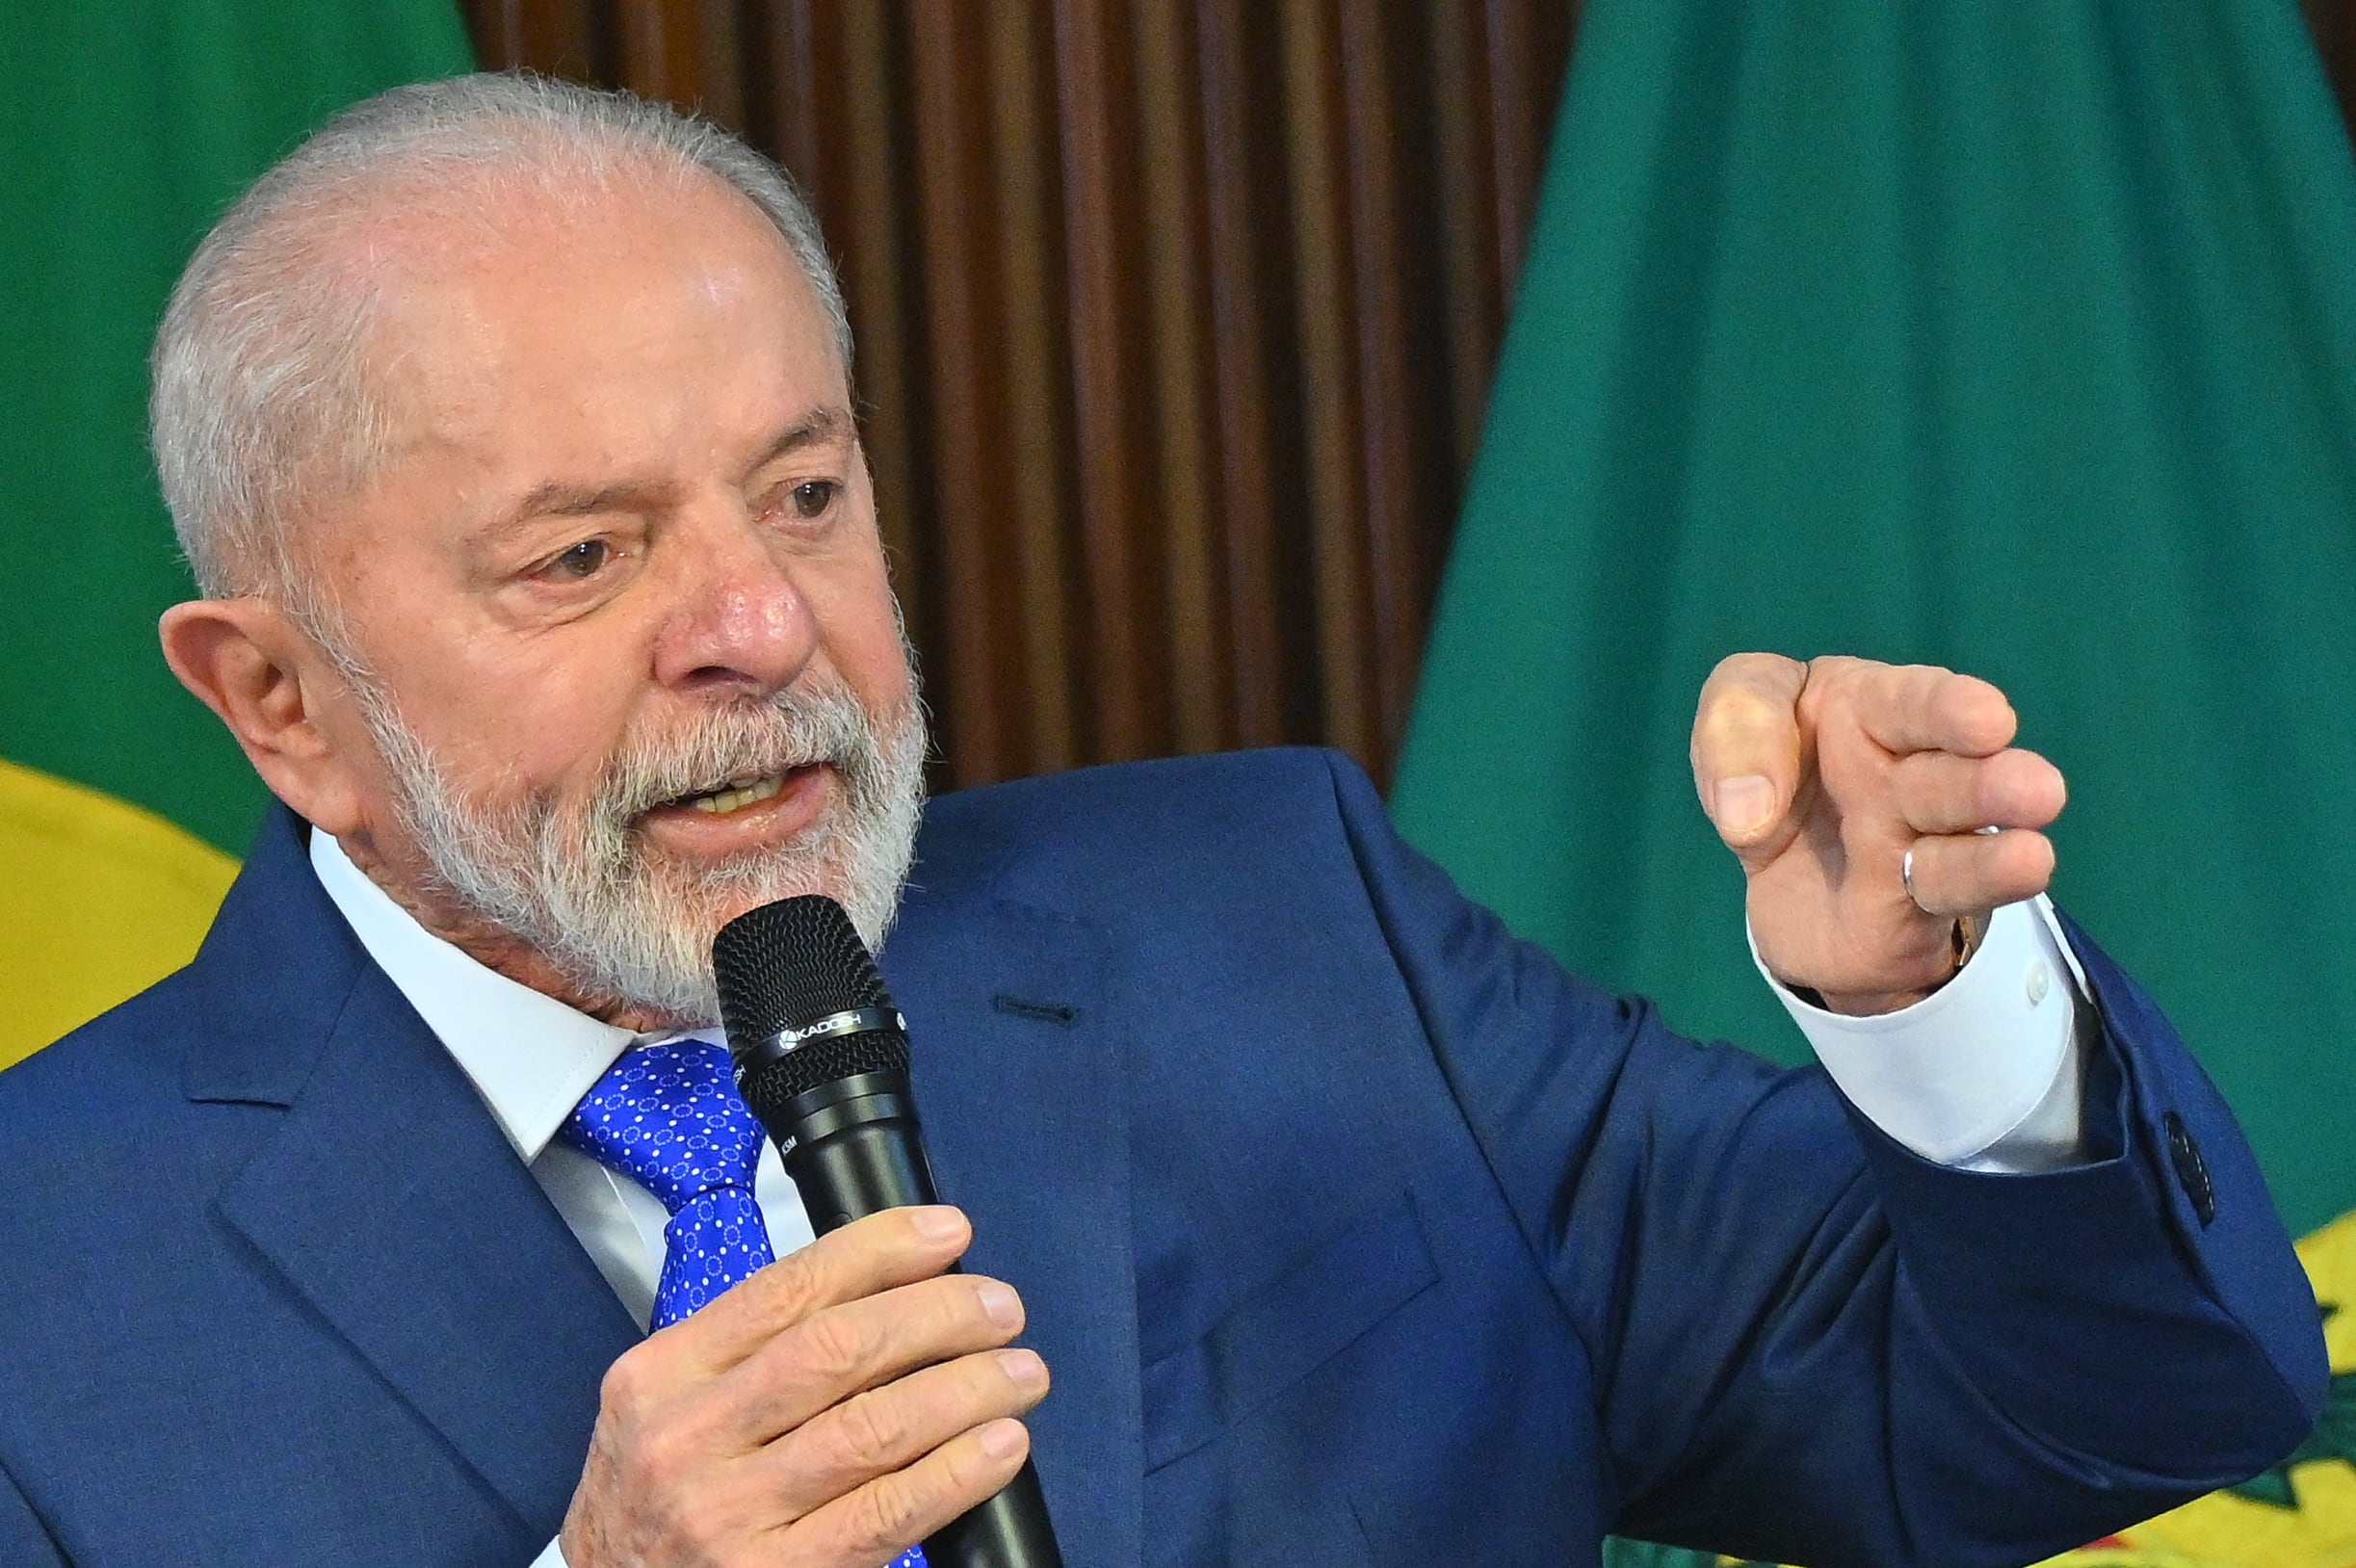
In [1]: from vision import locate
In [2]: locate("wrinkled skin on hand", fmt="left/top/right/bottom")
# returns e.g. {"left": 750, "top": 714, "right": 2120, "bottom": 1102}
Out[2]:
{"left": 561, "top": 1206, "right": 1048, "bottom": 1568}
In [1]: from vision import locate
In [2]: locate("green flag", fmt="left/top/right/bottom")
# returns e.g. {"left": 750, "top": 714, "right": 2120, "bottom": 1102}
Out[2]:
{"left": 1395, "top": 0, "right": 2356, "bottom": 1242}
{"left": 0, "top": 1, "right": 476, "bottom": 857}
{"left": 0, "top": 3, "right": 474, "bottom": 1056}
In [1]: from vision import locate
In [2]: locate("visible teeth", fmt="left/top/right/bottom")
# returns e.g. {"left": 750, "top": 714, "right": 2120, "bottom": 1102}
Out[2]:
{"left": 687, "top": 774, "right": 787, "bottom": 815}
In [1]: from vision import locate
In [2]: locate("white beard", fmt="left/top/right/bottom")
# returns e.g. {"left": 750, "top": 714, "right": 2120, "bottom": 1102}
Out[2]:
{"left": 348, "top": 667, "right": 928, "bottom": 1027}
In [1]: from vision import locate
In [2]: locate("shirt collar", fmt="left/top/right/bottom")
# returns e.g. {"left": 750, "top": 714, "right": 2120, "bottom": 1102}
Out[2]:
{"left": 308, "top": 828, "right": 693, "bottom": 1162}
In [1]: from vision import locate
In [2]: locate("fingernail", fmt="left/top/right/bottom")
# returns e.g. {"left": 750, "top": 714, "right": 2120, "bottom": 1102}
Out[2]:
{"left": 1714, "top": 775, "right": 1774, "bottom": 837}
{"left": 997, "top": 1348, "right": 1048, "bottom": 1391}
{"left": 976, "top": 1279, "right": 1023, "bottom": 1328}
{"left": 909, "top": 1206, "right": 965, "bottom": 1242}
{"left": 977, "top": 1418, "right": 1028, "bottom": 1460}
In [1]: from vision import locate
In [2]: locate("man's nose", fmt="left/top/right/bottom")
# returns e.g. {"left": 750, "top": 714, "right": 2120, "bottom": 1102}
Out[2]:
{"left": 649, "top": 504, "right": 820, "bottom": 697}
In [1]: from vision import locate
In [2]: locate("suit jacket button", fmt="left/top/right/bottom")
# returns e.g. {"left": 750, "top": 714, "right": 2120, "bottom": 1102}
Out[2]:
{"left": 2165, "top": 1111, "right": 2217, "bottom": 1227}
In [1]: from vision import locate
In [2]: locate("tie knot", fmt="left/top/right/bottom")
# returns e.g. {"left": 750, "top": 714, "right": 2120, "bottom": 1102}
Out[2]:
{"left": 560, "top": 1038, "right": 765, "bottom": 1215}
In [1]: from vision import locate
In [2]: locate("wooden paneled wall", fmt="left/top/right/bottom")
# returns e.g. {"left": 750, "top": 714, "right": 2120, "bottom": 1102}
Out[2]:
{"left": 2309, "top": 0, "right": 2356, "bottom": 127}
{"left": 458, "top": 0, "right": 1577, "bottom": 791}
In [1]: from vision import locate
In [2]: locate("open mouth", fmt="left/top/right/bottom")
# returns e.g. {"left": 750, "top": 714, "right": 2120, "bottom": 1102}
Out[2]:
{"left": 668, "top": 770, "right": 796, "bottom": 817}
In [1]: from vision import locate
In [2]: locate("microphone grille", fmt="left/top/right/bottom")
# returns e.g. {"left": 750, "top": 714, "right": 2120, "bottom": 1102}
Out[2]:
{"left": 712, "top": 896, "right": 909, "bottom": 1110}
{"left": 713, "top": 895, "right": 896, "bottom": 1042}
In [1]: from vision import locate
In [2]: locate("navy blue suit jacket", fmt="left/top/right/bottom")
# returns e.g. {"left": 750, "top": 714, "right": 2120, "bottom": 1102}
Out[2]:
{"left": 0, "top": 749, "right": 2324, "bottom": 1565}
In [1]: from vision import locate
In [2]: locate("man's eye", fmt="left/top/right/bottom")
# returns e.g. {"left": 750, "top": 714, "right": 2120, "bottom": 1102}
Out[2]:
{"left": 543, "top": 539, "right": 611, "bottom": 579}
{"left": 788, "top": 480, "right": 838, "bottom": 519}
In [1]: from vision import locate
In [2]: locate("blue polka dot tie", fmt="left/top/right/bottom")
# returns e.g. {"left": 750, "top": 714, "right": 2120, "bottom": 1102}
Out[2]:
{"left": 561, "top": 1040, "right": 929, "bottom": 1568}
{"left": 560, "top": 1038, "right": 778, "bottom": 1328}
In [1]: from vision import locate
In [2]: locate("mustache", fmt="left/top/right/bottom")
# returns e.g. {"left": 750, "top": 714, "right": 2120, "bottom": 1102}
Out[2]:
{"left": 581, "top": 682, "right": 879, "bottom": 828}
{"left": 349, "top": 645, "right": 927, "bottom": 1021}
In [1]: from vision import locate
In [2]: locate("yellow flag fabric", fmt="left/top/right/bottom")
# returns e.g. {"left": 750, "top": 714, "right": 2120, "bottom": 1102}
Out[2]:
{"left": 0, "top": 759, "right": 237, "bottom": 1069}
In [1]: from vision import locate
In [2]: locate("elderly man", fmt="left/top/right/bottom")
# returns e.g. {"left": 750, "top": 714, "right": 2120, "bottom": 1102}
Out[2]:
{"left": 0, "top": 74, "right": 2320, "bottom": 1568}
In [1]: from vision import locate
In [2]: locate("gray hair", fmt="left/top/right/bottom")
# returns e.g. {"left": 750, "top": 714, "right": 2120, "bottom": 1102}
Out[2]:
{"left": 151, "top": 72, "right": 851, "bottom": 602}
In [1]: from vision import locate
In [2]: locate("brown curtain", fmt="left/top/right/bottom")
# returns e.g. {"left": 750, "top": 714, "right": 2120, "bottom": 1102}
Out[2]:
{"left": 461, "top": 0, "right": 2356, "bottom": 796}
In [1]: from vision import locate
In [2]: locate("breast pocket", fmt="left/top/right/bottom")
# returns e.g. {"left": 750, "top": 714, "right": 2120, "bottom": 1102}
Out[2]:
{"left": 1143, "top": 1189, "right": 1439, "bottom": 1472}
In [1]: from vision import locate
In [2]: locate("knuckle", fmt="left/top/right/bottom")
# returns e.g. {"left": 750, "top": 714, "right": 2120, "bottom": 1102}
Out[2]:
{"left": 794, "top": 1307, "right": 881, "bottom": 1389}
{"left": 848, "top": 1472, "right": 924, "bottom": 1552}
{"left": 598, "top": 1348, "right": 656, "bottom": 1415}
{"left": 635, "top": 1420, "right": 697, "bottom": 1489}
{"left": 911, "top": 1275, "right": 975, "bottom": 1336}
{"left": 833, "top": 1389, "right": 910, "bottom": 1470}
{"left": 746, "top": 1251, "right": 827, "bottom": 1326}
{"left": 1814, "top": 653, "right": 1870, "bottom": 681}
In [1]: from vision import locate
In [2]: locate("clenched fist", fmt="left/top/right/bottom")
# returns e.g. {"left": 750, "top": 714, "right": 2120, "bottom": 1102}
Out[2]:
{"left": 1691, "top": 654, "right": 2067, "bottom": 1015}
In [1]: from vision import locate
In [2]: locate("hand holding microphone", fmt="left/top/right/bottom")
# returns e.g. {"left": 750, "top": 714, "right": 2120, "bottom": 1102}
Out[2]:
{"left": 559, "top": 1205, "right": 1045, "bottom": 1568}
{"left": 556, "top": 895, "right": 1061, "bottom": 1568}
{"left": 715, "top": 896, "right": 1065, "bottom": 1568}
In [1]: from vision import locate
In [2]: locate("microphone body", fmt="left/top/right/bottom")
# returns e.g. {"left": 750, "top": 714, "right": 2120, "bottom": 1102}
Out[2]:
{"left": 714, "top": 900, "right": 1064, "bottom": 1568}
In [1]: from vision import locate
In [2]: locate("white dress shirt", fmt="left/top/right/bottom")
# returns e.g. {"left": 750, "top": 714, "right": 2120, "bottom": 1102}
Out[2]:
{"left": 308, "top": 826, "right": 2090, "bottom": 1565}
{"left": 310, "top": 831, "right": 816, "bottom": 1331}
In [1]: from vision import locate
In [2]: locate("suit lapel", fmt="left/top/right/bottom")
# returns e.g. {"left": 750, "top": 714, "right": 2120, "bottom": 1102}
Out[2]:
{"left": 191, "top": 809, "right": 641, "bottom": 1537}
{"left": 214, "top": 966, "right": 641, "bottom": 1536}
{"left": 885, "top": 894, "right": 1143, "bottom": 1568}
{"left": 193, "top": 805, "right": 1140, "bottom": 1555}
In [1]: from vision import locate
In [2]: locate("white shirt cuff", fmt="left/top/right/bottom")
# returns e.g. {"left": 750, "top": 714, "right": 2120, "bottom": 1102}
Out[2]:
{"left": 1753, "top": 897, "right": 2089, "bottom": 1169}
{"left": 532, "top": 1536, "right": 568, "bottom": 1568}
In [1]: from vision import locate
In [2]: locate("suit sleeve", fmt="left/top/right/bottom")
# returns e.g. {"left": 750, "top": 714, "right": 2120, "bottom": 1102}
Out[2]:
{"left": 1317, "top": 750, "right": 2325, "bottom": 1568}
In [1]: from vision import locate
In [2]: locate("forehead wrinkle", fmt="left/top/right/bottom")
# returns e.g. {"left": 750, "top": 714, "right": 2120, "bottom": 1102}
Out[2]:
{"left": 287, "top": 167, "right": 845, "bottom": 590}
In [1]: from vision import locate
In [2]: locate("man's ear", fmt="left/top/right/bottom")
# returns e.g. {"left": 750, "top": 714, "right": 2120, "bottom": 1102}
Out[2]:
{"left": 159, "top": 598, "right": 370, "bottom": 837}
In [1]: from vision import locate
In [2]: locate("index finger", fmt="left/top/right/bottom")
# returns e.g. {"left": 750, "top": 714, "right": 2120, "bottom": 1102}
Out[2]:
{"left": 660, "top": 1205, "right": 974, "bottom": 1378}
{"left": 1849, "top": 665, "right": 2016, "bottom": 759}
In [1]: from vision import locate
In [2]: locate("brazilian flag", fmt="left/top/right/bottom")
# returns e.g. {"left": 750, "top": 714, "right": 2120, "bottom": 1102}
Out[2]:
{"left": 0, "top": 3, "right": 473, "bottom": 1066}
{"left": 1389, "top": 2, "right": 2356, "bottom": 1562}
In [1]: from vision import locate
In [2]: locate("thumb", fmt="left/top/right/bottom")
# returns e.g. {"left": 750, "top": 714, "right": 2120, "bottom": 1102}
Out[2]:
{"left": 1691, "top": 652, "right": 1808, "bottom": 870}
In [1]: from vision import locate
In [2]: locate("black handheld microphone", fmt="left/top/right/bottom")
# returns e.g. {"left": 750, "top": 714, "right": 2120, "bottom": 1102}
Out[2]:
{"left": 712, "top": 896, "right": 1064, "bottom": 1568}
